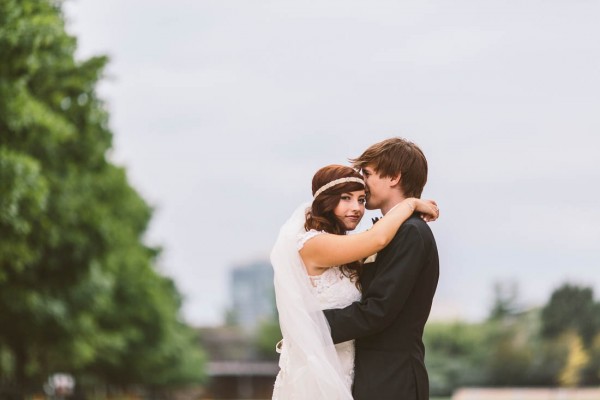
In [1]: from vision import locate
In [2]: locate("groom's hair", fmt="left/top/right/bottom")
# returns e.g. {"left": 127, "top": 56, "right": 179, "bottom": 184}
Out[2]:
{"left": 350, "top": 137, "right": 428, "bottom": 198}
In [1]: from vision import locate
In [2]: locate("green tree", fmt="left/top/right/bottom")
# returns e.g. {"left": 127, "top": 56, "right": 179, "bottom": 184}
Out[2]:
{"left": 541, "top": 284, "right": 600, "bottom": 345}
{"left": 0, "top": 148, "right": 48, "bottom": 282}
{"left": 485, "top": 318, "right": 534, "bottom": 386}
{"left": 0, "top": 0, "right": 205, "bottom": 396}
{"left": 583, "top": 333, "right": 600, "bottom": 385}
{"left": 488, "top": 281, "right": 521, "bottom": 321}
{"left": 558, "top": 331, "right": 590, "bottom": 387}
{"left": 424, "top": 321, "right": 490, "bottom": 396}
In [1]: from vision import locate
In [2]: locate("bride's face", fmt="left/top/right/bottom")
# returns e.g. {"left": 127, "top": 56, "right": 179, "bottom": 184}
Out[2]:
{"left": 333, "top": 190, "right": 366, "bottom": 231}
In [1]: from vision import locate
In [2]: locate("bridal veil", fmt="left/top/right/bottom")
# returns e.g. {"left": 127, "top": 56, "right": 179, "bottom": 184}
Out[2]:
{"left": 270, "top": 203, "right": 353, "bottom": 400}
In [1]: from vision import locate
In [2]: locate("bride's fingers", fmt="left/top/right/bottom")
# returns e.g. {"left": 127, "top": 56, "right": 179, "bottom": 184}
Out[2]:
{"left": 419, "top": 202, "right": 439, "bottom": 222}
{"left": 428, "top": 207, "right": 439, "bottom": 221}
{"left": 421, "top": 214, "right": 431, "bottom": 222}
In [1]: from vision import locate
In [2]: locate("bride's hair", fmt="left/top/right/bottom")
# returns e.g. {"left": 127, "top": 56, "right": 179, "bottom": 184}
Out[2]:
{"left": 305, "top": 164, "right": 364, "bottom": 287}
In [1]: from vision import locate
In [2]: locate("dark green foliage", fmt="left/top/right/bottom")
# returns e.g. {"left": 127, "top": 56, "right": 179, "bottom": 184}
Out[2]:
{"left": 258, "top": 281, "right": 600, "bottom": 397}
{"left": 0, "top": 0, "right": 205, "bottom": 394}
{"left": 541, "top": 284, "right": 600, "bottom": 345}
{"left": 255, "top": 319, "right": 282, "bottom": 361}
{"left": 424, "top": 321, "right": 490, "bottom": 395}
{"left": 258, "top": 284, "right": 600, "bottom": 396}
{"left": 425, "top": 284, "right": 600, "bottom": 396}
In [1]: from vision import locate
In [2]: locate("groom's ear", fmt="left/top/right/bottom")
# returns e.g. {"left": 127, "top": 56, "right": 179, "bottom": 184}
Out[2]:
{"left": 389, "top": 174, "right": 401, "bottom": 187}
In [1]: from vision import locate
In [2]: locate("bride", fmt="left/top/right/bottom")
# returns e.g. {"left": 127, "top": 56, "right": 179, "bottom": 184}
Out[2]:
{"left": 271, "top": 164, "right": 438, "bottom": 399}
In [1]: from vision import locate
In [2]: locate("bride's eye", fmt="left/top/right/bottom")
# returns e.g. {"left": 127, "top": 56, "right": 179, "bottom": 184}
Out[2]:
{"left": 340, "top": 195, "right": 351, "bottom": 201}
{"left": 358, "top": 198, "right": 366, "bottom": 204}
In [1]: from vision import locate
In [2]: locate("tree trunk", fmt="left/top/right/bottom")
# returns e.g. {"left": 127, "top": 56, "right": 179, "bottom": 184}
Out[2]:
{"left": 12, "top": 340, "right": 27, "bottom": 400}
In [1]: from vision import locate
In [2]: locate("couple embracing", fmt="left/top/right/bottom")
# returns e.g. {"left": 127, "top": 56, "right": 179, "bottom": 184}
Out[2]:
{"left": 271, "top": 137, "right": 440, "bottom": 400}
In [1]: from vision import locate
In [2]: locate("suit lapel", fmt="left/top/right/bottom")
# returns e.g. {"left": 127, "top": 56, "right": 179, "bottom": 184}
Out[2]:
{"left": 360, "top": 257, "right": 379, "bottom": 293}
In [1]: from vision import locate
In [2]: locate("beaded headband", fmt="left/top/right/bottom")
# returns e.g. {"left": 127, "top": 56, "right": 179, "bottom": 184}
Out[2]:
{"left": 313, "top": 177, "right": 365, "bottom": 200}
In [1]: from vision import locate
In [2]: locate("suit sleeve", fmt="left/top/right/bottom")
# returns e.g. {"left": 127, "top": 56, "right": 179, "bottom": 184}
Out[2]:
{"left": 323, "top": 223, "right": 425, "bottom": 344}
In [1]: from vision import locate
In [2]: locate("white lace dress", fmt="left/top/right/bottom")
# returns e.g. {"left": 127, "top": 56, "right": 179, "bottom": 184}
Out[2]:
{"left": 273, "top": 229, "right": 361, "bottom": 399}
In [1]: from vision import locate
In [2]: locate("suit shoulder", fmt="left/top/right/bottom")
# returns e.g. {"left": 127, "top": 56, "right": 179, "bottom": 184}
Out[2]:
{"left": 391, "top": 218, "right": 422, "bottom": 243}
{"left": 398, "top": 215, "right": 429, "bottom": 232}
{"left": 395, "top": 215, "right": 434, "bottom": 242}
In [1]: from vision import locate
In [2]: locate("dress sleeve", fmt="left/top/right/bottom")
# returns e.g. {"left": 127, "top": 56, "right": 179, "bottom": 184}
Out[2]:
{"left": 297, "top": 229, "right": 326, "bottom": 251}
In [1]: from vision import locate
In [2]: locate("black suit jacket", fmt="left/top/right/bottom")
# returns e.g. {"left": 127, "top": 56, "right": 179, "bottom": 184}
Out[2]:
{"left": 324, "top": 214, "right": 439, "bottom": 400}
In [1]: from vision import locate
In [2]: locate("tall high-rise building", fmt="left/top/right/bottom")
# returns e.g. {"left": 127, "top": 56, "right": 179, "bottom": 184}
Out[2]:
{"left": 230, "top": 260, "right": 276, "bottom": 331}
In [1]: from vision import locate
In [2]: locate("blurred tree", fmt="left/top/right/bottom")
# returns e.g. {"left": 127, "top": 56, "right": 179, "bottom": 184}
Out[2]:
{"left": 488, "top": 281, "right": 522, "bottom": 321}
{"left": 424, "top": 321, "right": 490, "bottom": 396}
{"left": 541, "top": 284, "right": 600, "bottom": 345}
{"left": 485, "top": 319, "right": 534, "bottom": 386}
{"left": 0, "top": 0, "right": 205, "bottom": 396}
{"left": 558, "top": 331, "right": 590, "bottom": 387}
{"left": 583, "top": 334, "right": 600, "bottom": 385}
{"left": 0, "top": 149, "right": 48, "bottom": 282}
{"left": 526, "top": 335, "right": 566, "bottom": 385}
{"left": 416, "top": 284, "right": 600, "bottom": 392}
{"left": 255, "top": 319, "right": 281, "bottom": 361}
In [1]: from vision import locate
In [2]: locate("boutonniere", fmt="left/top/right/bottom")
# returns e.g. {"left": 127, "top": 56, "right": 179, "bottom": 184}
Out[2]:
{"left": 364, "top": 253, "right": 377, "bottom": 264}
{"left": 363, "top": 216, "right": 381, "bottom": 264}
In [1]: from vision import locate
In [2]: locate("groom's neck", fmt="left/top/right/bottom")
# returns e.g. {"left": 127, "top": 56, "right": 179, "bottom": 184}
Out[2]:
{"left": 381, "top": 192, "right": 407, "bottom": 216}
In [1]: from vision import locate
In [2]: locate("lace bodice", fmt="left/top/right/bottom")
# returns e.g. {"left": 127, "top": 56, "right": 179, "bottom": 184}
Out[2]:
{"left": 309, "top": 267, "right": 361, "bottom": 309}
{"left": 299, "top": 230, "right": 361, "bottom": 309}
{"left": 273, "top": 229, "right": 361, "bottom": 399}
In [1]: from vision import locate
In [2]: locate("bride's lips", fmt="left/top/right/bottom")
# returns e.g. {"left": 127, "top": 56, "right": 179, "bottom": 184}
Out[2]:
{"left": 346, "top": 215, "right": 360, "bottom": 223}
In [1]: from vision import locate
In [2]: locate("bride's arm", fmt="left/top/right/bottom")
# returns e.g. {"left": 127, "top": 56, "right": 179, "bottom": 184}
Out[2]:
{"left": 300, "top": 198, "right": 438, "bottom": 268}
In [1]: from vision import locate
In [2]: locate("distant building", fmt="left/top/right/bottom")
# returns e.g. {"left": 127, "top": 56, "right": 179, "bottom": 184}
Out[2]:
{"left": 230, "top": 260, "right": 276, "bottom": 332}
{"left": 198, "top": 326, "right": 278, "bottom": 400}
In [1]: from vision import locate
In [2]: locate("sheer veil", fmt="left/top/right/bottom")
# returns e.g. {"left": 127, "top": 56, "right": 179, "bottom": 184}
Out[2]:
{"left": 270, "top": 202, "right": 353, "bottom": 399}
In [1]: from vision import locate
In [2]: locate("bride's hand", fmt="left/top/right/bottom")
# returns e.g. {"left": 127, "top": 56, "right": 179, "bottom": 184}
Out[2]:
{"left": 412, "top": 198, "right": 439, "bottom": 222}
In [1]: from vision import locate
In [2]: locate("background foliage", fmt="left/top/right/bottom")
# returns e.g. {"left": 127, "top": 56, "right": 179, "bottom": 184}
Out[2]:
{"left": 0, "top": 0, "right": 205, "bottom": 397}
{"left": 256, "top": 282, "right": 600, "bottom": 397}
{"left": 425, "top": 282, "right": 600, "bottom": 396}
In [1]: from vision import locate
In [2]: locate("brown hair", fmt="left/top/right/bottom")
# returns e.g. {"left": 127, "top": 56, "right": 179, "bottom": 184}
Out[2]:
{"left": 305, "top": 165, "right": 365, "bottom": 286}
{"left": 350, "top": 137, "right": 428, "bottom": 198}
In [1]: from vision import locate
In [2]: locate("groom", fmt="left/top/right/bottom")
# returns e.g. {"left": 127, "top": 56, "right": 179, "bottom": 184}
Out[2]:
{"left": 324, "top": 137, "right": 439, "bottom": 400}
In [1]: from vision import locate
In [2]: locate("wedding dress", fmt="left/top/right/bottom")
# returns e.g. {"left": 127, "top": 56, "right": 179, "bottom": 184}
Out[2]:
{"left": 271, "top": 204, "right": 360, "bottom": 400}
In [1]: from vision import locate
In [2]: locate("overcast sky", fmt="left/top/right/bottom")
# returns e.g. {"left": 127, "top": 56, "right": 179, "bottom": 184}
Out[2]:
{"left": 63, "top": 0, "right": 600, "bottom": 326}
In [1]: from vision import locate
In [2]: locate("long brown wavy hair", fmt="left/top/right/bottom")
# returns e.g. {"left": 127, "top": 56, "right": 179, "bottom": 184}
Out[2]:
{"left": 305, "top": 165, "right": 365, "bottom": 288}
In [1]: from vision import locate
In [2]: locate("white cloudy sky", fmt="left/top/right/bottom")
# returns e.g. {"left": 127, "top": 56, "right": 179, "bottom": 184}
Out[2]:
{"left": 63, "top": 0, "right": 600, "bottom": 326}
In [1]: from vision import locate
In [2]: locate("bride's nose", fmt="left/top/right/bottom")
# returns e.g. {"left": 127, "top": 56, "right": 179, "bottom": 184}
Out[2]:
{"left": 351, "top": 199, "right": 362, "bottom": 211}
